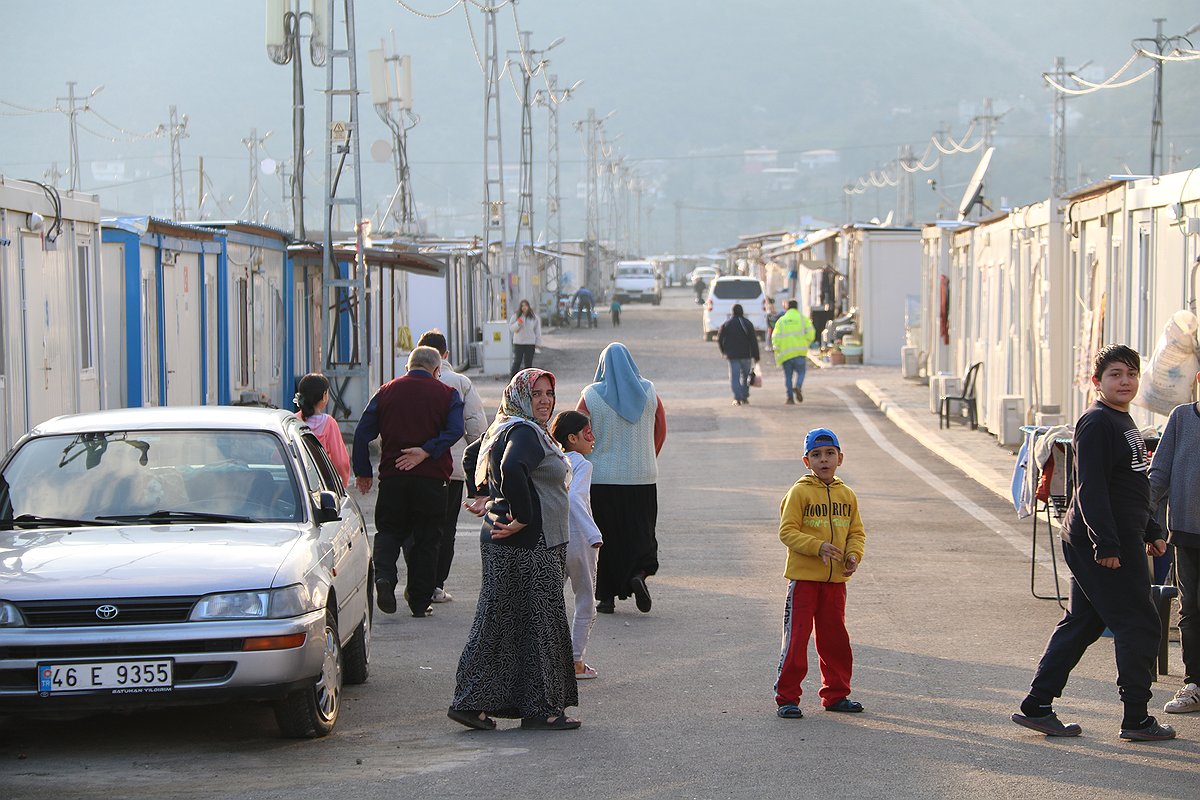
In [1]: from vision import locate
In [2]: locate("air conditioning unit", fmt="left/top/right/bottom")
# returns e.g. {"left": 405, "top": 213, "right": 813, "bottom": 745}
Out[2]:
{"left": 901, "top": 346, "right": 920, "bottom": 379}
{"left": 929, "top": 374, "right": 962, "bottom": 415}
{"left": 998, "top": 395, "right": 1026, "bottom": 447}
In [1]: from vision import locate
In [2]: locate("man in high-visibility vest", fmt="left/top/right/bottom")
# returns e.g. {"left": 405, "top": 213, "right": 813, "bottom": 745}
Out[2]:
{"left": 771, "top": 300, "right": 817, "bottom": 405}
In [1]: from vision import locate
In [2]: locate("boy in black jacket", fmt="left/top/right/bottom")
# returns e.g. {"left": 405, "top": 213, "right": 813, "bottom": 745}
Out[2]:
{"left": 1012, "top": 344, "right": 1175, "bottom": 741}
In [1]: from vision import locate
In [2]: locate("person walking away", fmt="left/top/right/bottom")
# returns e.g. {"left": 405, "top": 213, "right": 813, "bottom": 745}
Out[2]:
{"left": 1149, "top": 368, "right": 1200, "bottom": 715}
{"left": 573, "top": 286, "right": 595, "bottom": 328}
{"left": 552, "top": 410, "right": 604, "bottom": 680}
{"left": 771, "top": 300, "right": 816, "bottom": 405}
{"left": 403, "top": 330, "right": 488, "bottom": 603}
{"left": 294, "top": 372, "right": 351, "bottom": 487}
{"left": 718, "top": 304, "right": 760, "bottom": 406}
{"left": 1011, "top": 344, "right": 1175, "bottom": 741}
{"left": 610, "top": 299, "right": 622, "bottom": 327}
{"left": 352, "top": 346, "right": 464, "bottom": 618}
{"left": 775, "top": 428, "right": 866, "bottom": 718}
{"left": 450, "top": 369, "right": 580, "bottom": 730}
{"left": 693, "top": 275, "right": 706, "bottom": 305}
{"left": 576, "top": 342, "right": 666, "bottom": 615}
{"left": 509, "top": 299, "right": 542, "bottom": 376}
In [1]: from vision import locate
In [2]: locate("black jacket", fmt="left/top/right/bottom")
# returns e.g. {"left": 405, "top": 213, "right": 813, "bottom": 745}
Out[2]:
{"left": 718, "top": 316, "right": 760, "bottom": 360}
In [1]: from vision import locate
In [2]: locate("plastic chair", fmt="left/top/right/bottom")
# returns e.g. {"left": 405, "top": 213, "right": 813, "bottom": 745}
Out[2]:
{"left": 939, "top": 361, "right": 982, "bottom": 429}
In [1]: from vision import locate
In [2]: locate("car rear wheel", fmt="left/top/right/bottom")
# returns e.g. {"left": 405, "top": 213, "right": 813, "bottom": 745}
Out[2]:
{"left": 343, "top": 587, "right": 371, "bottom": 685}
{"left": 274, "top": 611, "right": 342, "bottom": 738}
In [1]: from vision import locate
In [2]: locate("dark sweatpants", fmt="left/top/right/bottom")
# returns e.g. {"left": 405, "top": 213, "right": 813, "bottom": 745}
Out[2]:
{"left": 1176, "top": 545, "right": 1200, "bottom": 686}
{"left": 373, "top": 475, "right": 448, "bottom": 614}
{"left": 1029, "top": 538, "right": 1160, "bottom": 712}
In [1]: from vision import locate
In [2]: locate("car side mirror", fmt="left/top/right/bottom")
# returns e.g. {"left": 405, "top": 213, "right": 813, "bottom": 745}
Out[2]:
{"left": 314, "top": 490, "right": 341, "bottom": 523}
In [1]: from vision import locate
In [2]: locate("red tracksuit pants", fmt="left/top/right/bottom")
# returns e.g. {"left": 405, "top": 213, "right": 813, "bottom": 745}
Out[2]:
{"left": 774, "top": 579, "right": 852, "bottom": 707}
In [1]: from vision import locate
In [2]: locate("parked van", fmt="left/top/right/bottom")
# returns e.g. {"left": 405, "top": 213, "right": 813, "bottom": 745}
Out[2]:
{"left": 703, "top": 276, "right": 768, "bottom": 341}
{"left": 613, "top": 260, "right": 662, "bottom": 305}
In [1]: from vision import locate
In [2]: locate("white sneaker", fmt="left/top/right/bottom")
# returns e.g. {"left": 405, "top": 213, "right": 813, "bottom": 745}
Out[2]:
{"left": 1164, "top": 682, "right": 1200, "bottom": 713}
{"left": 431, "top": 587, "right": 453, "bottom": 603}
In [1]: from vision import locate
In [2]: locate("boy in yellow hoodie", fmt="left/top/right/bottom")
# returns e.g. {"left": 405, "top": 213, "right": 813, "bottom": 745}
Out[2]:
{"left": 774, "top": 428, "right": 867, "bottom": 718}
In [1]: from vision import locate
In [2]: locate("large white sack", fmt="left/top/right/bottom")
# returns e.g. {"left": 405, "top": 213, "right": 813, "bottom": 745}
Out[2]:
{"left": 1135, "top": 310, "right": 1200, "bottom": 416}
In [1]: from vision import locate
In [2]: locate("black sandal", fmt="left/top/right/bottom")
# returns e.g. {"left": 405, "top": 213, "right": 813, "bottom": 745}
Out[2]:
{"left": 448, "top": 708, "right": 496, "bottom": 730}
{"left": 520, "top": 715, "right": 581, "bottom": 730}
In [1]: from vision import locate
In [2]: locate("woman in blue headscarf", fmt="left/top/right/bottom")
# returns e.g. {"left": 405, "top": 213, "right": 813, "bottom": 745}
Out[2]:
{"left": 576, "top": 343, "right": 666, "bottom": 614}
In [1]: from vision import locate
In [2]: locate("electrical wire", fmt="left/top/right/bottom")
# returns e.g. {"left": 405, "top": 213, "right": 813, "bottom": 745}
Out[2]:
{"left": 17, "top": 179, "right": 63, "bottom": 242}
{"left": 1043, "top": 52, "right": 1155, "bottom": 95}
{"left": 85, "top": 107, "right": 165, "bottom": 140}
{"left": 1136, "top": 46, "right": 1200, "bottom": 62}
{"left": 0, "top": 97, "right": 57, "bottom": 113}
{"left": 392, "top": 0, "right": 464, "bottom": 19}
{"left": 461, "top": 2, "right": 487, "bottom": 76}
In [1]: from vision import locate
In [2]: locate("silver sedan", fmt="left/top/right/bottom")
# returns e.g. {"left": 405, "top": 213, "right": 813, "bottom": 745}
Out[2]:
{"left": 0, "top": 406, "right": 372, "bottom": 738}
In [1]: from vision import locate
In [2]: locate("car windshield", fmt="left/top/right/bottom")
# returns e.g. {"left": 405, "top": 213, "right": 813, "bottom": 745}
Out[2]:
{"left": 618, "top": 267, "right": 654, "bottom": 277}
{"left": 0, "top": 429, "right": 304, "bottom": 527}
{"left": 712, "top": 279, "right": 763, "bottom": 300}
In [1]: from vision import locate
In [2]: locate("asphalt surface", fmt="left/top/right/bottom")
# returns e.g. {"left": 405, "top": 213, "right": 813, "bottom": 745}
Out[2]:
{"left": 3, "top": 287, "right": 1198, "bottom": 799}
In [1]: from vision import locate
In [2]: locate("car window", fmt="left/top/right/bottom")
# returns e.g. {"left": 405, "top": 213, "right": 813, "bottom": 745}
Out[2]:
{"left": 0, "top": 429, "right": 303, "bottom": 524}
{"left": 712, "top": 279, "right": 764, "bottom": 300}
{"left": 299, "top": 433, "right": 342, "bottom": 495}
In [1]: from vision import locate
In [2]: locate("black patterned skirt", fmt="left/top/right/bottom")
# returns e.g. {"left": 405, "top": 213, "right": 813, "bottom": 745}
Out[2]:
{"left": 592, "top": 483, "right": 659, "bottom": 600}
{"left": 451, "top": 541, "right": 579, "bottom": 718}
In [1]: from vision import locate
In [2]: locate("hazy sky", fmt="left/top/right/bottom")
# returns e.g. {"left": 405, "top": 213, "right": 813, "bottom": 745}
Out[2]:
{"left": 2, "top": 1, "right": 1197, "bottom": 250}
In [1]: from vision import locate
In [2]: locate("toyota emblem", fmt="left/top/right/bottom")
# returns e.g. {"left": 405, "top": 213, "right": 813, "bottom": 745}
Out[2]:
{"left": 95, "top": 604, "right": 119, "bottom": 620}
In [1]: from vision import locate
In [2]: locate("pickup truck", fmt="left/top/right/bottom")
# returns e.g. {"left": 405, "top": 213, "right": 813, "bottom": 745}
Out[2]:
{"left": 613, "top": 260, "right": 662, "bottom": 305}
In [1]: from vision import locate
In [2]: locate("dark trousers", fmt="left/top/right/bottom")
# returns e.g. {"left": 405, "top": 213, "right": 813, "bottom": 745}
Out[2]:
{"left": 373, "top": 475, "right": 448, "bottom": 614}
{"left": 511, "top": 344, "right": 535, "bottom": 376}
{"left": 403, "top": 478, "right": 465, "bottom": 590}
{"left": 1029, "top": 539, "right": 1160, "bottom": 710}
{"left": 1177, "top": 544, "right": 1200, "bottom": 685}
{"left": 611, "top": 311, "right": 620, "bottom": 327}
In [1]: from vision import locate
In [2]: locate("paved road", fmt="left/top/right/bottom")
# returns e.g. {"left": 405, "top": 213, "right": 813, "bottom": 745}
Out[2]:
{"left": 4, "top": 288, "right": 1198, "bottom": 799}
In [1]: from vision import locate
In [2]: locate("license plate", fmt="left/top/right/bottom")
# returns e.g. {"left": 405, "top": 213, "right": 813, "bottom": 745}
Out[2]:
{"left": 38, "top": 660, "right": 173, "bottom": 694}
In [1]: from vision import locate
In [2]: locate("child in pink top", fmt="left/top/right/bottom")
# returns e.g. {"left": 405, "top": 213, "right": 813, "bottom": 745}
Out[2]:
{"left": 295, "top": 373, "right": 351, "bottom": 487}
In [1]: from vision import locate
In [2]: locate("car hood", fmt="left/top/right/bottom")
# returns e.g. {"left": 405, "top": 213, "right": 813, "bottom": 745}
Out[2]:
{"left": 0, "top": 525, "right": 310, "bottom": 601}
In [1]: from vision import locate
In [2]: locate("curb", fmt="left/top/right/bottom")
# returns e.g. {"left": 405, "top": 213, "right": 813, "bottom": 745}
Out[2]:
{"left": 855, "top": 378, "right": 1013, "bottom": 505}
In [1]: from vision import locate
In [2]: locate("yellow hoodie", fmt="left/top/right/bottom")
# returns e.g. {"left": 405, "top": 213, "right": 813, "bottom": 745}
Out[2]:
{"left": 779, "top": 474, "right": 866, "bottom": 583}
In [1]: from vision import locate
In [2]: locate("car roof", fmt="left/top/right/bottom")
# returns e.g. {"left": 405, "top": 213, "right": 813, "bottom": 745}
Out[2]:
{"left": 713, "top": 275, "right": 761, "bottom": 283}
{"left": 29, "top": 406, "right": 301, "bottom": 436}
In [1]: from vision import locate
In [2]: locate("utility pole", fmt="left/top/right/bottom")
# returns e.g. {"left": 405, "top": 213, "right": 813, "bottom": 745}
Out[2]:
{"left": 897, "top": 145, "right": 915, "bottom": 225}
{"left": 369, "top": 39, "right": 417, "bottom": 235}
{"left": 55, "top": 81, "right": 86, "bottom": 192}
{"left": 43, "top": 162, "right": 64, "bottom": 188}
{"left": 266, "top": 0, "right": 328, "bottom": 240}
{"left": 169, "top": 106, "right": 189, "bottom": 220}
{"left": 1132, "top": 18, "right": 1183, "bottom": 176}
{"left": 539, "top": 73, "right": 577, "bottom": 305}
{"left": 1049, "top": 57, "right": 1068, "bottom": 199}
{"left": 481, "top": 5, "right": 507, "bottom": 318}
{"left": 320, "top": 0, "right": 367, "bottom": 421}
{"left": 842, "top": 184, "right": 854, "bottom": 225}
{"left": 674, "top": 199, "right": 683, "bottom": 257}
{"left": 241, "top": 128, "right": 271, "bottom": 223}
{"left": 580, "top": 108, "right": 600, "bottom": 291}
{"left": 976, "top": 97, "right": 1001, "bottom": 149}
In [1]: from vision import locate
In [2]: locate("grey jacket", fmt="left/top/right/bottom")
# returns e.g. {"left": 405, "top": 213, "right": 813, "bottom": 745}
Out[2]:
{"left": 1149, "top": 402, "right": 1200, "bottom": 549}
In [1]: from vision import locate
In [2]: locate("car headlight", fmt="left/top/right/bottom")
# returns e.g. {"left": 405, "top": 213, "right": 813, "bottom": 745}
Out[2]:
{"left": 0, "top": 600, "right": 26, "bottom": 627}
{"left": 190, "top": 584, "right": 316, "bottom": 621}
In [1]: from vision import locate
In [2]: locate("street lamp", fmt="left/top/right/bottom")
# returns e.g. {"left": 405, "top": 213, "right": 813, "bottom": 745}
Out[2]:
{"left": 265, "top": 0, "right": 328, "bottom": 238}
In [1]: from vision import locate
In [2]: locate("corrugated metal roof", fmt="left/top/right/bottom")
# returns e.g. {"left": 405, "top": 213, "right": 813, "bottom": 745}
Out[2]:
{"left": 102, "top": 216, "right": 222, "bottom": 239}
{"left": 286, "top": 243, "right": 445, "bottom": 275}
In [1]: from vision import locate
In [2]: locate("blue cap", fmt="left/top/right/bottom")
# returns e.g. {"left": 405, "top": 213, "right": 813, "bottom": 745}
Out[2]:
{"left": 804, "top": 428, "right": 841, "bottom": 454}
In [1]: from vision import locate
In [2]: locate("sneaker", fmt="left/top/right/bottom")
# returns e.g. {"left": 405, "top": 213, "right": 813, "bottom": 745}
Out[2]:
{"left": 1119, "top": 716, "right": 1176, "bottom": 741}
{"left": 375, "top": 579, "right": 397, "bottom": 614}
{"left": 432, "top": 587, "right": 454, "bottom": 603}
{"left": 596, "top": 599, "right": 615, "bottom": 614}
{"left": 1164, "top": 682, "right": 1200, "bottom": 713}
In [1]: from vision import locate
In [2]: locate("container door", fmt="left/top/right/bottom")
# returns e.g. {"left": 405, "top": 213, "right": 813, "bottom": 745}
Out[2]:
{"left": 162, "top": 253, "right": 201, "bottom": 405}
{"left": 20, "top": 232, "right": 71, "bottom": 425}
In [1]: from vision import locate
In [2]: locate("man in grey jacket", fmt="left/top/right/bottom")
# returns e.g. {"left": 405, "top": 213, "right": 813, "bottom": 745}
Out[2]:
{"left": 410, "top": 330, "right": 488, "bottom": 602}
{"left": 1149, "top": 377, "right": 1200, "bottom": 714}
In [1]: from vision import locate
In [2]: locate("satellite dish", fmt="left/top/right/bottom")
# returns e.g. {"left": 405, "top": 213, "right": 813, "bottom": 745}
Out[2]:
{"left": 259, "top": 158, "right": 277, "bottom": 176}
{"left": 958, "top": 146, "right": 995, "bottom": 222}
{"left": 370, "top": 139, "right": 392, "bottom": 162}
{"left": 880, "top": 210, "right": 894, "bottom": 227}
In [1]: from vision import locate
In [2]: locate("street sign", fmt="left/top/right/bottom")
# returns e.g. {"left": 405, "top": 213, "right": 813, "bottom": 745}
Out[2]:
{"left": 331, "top": 121, "right": 349, "bottom": 145}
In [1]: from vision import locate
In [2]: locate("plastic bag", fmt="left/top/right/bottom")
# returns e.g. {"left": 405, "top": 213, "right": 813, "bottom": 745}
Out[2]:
{"left": 749, "top": 365, "right": 763, "bottom": 388}
{"left": 1134, "top": 310, "right": 1199, "bottom": 416}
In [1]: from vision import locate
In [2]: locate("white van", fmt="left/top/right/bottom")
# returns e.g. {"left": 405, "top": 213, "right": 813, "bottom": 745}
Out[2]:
{"left": 703, "top": 276, "right": 768, "bottom": 341}
{"left": 613, "top": 260, "right": 662, "bottom": 305}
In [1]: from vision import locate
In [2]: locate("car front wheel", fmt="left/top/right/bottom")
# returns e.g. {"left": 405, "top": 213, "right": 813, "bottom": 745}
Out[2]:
{"left": 343, "top": 591, "right": 371, "bottom": 685}
{"left": 275, "top": 611, "right": 342, "bottom": 738}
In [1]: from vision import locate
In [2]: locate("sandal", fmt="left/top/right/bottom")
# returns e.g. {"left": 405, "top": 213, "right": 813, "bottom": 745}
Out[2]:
{"left": 575, "top": 663, "right": 598, "bottom": 680}
{"left": 448, "top": 708, "right": 496, "bottom": 730}
{"left": 520, "top": 715, "right": 581, "bottom": 730}
{"left": 776, "top": 704, "right": 803, "bottom": 719}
